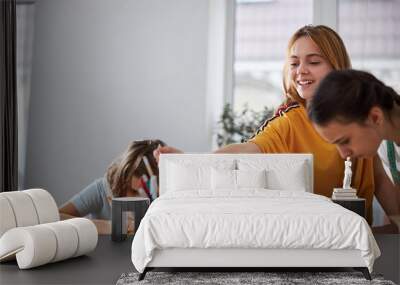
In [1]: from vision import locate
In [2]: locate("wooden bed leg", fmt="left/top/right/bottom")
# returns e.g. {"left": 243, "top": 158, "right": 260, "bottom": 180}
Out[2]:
{"left": 138, "top": 268, "right": 148, "bottom": 281}
{"left": 354, "top": 267, "right": 371, "bottom": 280}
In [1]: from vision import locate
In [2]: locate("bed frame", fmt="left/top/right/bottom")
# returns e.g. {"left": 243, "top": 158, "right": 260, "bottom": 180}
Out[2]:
{"left": 139, "top": 248, "right": 371, "bottom": 280}
{"left": 138, "top": 154, "right": 371, "bottom": 281}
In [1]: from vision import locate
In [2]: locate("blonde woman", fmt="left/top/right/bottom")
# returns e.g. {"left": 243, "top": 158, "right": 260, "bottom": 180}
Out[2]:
{"left": 60, "top": 139, "right": 166, "bottom": 234}
{"left": 156, "top": 25, "right": 391, "bottom": 228}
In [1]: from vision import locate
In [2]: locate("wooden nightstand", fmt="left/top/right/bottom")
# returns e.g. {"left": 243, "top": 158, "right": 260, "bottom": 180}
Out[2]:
{"left": 332, "top": 198, "right": 366, "bottom": 218}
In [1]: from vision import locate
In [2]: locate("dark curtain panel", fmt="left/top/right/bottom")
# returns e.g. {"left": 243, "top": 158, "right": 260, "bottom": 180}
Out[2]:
{"left": 0, "top": 0, "right": 18, "bottom": 192}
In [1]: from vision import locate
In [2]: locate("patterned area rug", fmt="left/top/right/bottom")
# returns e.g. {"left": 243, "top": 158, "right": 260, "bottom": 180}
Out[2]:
{"left": 116, "top": 271, "right": 396, "bottom": 285}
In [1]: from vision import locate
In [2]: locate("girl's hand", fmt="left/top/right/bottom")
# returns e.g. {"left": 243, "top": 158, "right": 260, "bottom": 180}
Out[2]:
{"left": 153, "top": 145, "right": 183, "bottom": 163}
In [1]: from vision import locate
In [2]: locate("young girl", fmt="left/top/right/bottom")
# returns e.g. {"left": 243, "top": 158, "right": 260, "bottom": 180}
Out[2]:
{"left": 308, "top": 69, "right": 400, "bottom": 231}
{"left": 156, "top": 25, "right": 394, "bottom": 228}
{"left": 59, "top": 139, "right": 166, "bottom": 234}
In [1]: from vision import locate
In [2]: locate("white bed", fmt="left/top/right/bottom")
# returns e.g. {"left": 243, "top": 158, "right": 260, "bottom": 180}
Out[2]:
{"left": 131, "top": 154, "right": 380, "bottom": 280}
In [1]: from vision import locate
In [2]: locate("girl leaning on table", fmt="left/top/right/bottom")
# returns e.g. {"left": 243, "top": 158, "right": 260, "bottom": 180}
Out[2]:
{"left": 154, "top": 25, "right": 399, "bottom": 232}
{"left": 59, "top": 139, "right": 166, "bottom": 234}
{"left": 308, "top": 69, "right": 400, "bottom": 232}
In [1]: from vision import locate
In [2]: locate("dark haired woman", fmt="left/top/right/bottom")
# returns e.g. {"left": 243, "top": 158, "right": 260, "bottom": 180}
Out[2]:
{"left": 59, "top": 139, "right": 166, "bottom": 234}
{"left": 308, "top": 69, "right": 400, "bottom": 232}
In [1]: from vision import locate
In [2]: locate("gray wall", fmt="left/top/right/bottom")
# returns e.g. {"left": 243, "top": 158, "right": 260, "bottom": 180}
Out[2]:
{"left": 25, "top": 0, "right": 211, "bottom": 205}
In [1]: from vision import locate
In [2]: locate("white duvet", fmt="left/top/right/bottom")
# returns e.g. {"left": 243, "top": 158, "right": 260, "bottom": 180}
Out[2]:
{"left": 131, "top": 190, "right": 380, "bottom": 273}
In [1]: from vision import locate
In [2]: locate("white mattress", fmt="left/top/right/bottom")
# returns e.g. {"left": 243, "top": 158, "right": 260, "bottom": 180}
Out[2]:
{"left": 131, "top": 190, "right": 380, "bottom": 273}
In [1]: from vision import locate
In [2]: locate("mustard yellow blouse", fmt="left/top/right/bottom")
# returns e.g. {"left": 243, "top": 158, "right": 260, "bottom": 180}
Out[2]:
{"left": 249, "top": 103, "right": 375, "bottom": 224}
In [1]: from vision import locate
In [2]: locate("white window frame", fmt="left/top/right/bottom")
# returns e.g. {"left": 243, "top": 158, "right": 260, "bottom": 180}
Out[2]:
{"left": 313, "top": 0, "right": 337, "bottom": 29}
{"left": 206, "top": 0, "right": 338, "bottom": 148}
{"left": 205, "top": 0, "right": 235, "bottom": 149}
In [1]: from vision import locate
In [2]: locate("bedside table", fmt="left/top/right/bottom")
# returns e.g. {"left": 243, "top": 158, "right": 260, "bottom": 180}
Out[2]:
{"left": 111, "top": 197, "right": 150, "bottom": 242}
{"left": 332, "top": 198, "right": 365, "bottom": 218}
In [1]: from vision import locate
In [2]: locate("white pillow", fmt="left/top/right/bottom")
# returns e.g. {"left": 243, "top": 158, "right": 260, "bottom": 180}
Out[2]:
{"left": 211, "top": 169, "right": 267, "bottom": 190}
{"left": 167, "top": 162, "right": 210, "bottom": 191}
{"left": 238, "top": 159, "right": 309, "bottom": 192}
{"left": 266, "top": 162, "right": 307, "bottom": 191}
{"left": 166, "top": 159, "right": 236, "bottom": 192}
{"left": 211, "top": 169, "right": 236, "bottom": 190}
{"left": 236, "top": 169, "right": 267, "bottom": 189}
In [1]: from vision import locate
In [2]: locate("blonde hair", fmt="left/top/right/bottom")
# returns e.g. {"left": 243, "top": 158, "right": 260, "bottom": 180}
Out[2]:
{"left": 283, "top": 25, "right": 351, "bottom": 105}
{"left": 106, "top": 139, "right": 166, "bottom": 197}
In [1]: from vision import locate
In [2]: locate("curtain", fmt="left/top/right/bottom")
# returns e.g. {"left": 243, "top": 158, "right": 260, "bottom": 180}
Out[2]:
{"left": 1, "top": 0, "right": 18, "bottom": 192}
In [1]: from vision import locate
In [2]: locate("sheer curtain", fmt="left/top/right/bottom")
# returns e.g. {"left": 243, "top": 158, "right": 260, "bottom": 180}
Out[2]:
{"left": 16, "top": 1, "right": 35, "bottom": 189}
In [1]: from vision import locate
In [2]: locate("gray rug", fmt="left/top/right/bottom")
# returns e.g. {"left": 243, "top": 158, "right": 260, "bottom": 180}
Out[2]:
{"left": 116, "top": 271, "right": 396, "bottom": 285}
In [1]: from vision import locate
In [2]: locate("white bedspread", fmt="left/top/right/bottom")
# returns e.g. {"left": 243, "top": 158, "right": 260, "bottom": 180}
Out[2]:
{"left": 131, "top": 190, "right": 380, "bottom": 273}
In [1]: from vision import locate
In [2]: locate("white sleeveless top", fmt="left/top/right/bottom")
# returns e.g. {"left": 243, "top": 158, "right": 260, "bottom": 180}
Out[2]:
{"left": 377, "top": 140, "right": 400, "bottom": 184}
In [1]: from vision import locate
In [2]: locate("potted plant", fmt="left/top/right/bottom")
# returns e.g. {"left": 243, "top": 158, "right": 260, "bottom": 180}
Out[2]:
{"left": 216, "top": 103, "right": 274, "bottom": 147}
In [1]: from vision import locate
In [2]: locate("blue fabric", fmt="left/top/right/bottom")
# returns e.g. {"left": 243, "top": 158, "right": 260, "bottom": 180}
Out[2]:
{"left": 70, "top": 177, "right": 111, "bottom": 220}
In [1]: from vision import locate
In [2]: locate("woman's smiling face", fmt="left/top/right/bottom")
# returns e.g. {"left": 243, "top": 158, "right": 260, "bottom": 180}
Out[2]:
{"left": 289, "top": 36, "right": 333, "bottom": 101}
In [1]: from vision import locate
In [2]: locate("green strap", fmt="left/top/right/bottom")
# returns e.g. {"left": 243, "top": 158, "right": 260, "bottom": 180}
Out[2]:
{"left": 386, "top": 140, "right": 400, "bottom": 186}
